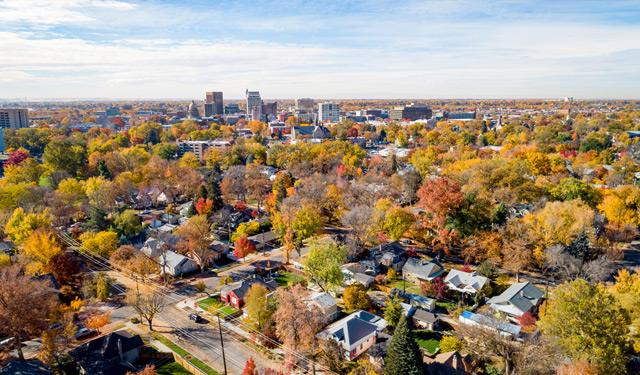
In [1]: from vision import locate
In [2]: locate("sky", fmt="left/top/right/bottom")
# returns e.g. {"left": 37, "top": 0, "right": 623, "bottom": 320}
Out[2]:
{"left": 0, "top": 0, "right": 639, "bottom": 100}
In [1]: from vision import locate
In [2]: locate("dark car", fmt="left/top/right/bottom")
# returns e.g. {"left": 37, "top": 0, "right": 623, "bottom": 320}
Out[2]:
{"left": 48, "top": 323, "right": 64, "bottom": 331}
{"left": 188, "top": 313, "right": 202, "bottom": 323}
{"left": 73, "top": 327, "right": 96, "bottom": 340}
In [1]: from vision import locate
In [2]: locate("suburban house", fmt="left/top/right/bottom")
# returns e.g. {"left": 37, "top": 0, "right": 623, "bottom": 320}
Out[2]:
{"left": 342, "top": 263, "right": 376, "bottom": 288}
{"left": 247, "top": 231, "right": 278, "bottom": 251}
{"left": 444, "top": 270, "right": 489, "bottom": 295}
{"left": 359, "top": 241, "right": 407, "bottom": 275}
{"left": 140, "top": 237, "right": 198, "bottom": 276}
{"left": 487, "top": 281, "right": 544, "bottom": 318}
{"left": 389, "top": 288, "right": 437, "bottom": 311}
{"left": 0, "top": 360, "right": 50, "bottom": 375}
{"left": 402, "top": 258, "right": 445, "bottom": 284}
{"left": 424, "top": 350, "right": 472, "bottom": 375}
{"left": 458, "top": 310, "right": 521, "bottom": 338}
{"left": 321, "top": 310, "right": 388, "bottom": 361}
{"left": 220, "top": 278, "right": 279, "bottom": 309}
{"left": 307, "top": 292, "right": 340, "bottom": 323}
{"left": 412, "top": 309, "right": 439, "bottom": 330}
{"left": 69, "top": 330, "right": 144, "bottom": 375}
{"left": 0, "top": 240, "right": 16, "bottom": 256}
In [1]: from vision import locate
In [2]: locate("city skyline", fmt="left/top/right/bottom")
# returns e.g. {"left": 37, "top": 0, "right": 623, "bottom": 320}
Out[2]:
{"left": 1, "top": 0, "right": 639, "bottom": 99}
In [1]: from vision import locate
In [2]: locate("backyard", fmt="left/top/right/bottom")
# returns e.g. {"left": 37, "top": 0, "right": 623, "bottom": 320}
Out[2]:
{"left": 413, "top": 330, "right": 441, "bottom": 354}
{"left": 197, "top": 295, "right": 238, "bottom": 317}
{"left": 275, "top": 271, "right": 306, "bottom": 287}
{"left": 157, "top": 362, "right": 192, "bottom": 375}
{"left": 388, "top": 279, "right": 422, "bottom": 294}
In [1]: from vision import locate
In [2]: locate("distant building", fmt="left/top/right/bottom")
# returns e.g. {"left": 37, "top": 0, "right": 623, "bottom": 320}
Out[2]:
{"left": 251, "top": 105, "right": 262, "bottom": 122}
{"left": 0, "top": 108, "right": 29, "bottom": 129}
{"left": 205, "top": 91, "right": 224, "bottom": 116}
{"left": 176, "top": 139, "right": 234, "bottom": 161}
{"left": 295, "top": 98, "right": 315, "bottom": 111}
{"left": 246, "top": 90, "right": 262, "bottom": 119}
{"left": 318, "top": 102, "right": 340, "bottom": 122}
{"left": 225, "top": 103, "right": 240, "bottom": 114}
{"left": 445, "top": 111, "right": 476, "bottom": 120}
{"left": 188, "top": 100, "right": 201, "bottom": 119}
{"left": 389, "top": 104, "right": 432, "bottom": 121}
{"left": 0, "top": 126, "right": 5, "bottom": 153}
{"left": 261, "top": 101, "right": 277, "bottom": 118}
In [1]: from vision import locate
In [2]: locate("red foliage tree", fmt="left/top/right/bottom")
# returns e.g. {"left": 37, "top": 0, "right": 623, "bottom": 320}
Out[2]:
{"left": 233, "top": 201, "right": 248, "bottom": 211}
{"left": 517, "top": 312, "right": 536, "bottom": 328}
{"left": 195, "top": 198, "right": 214, "bottom": 216}
{"left": 234, "top": 236, "right": 256, "bottom": 261}
{"left": 112, "top": 117, "right": 126, "bottom": 129}
{"left": 406, "top": 248, "right": 418, "bottom": 258}
{"left": 347, "top": 127, "right": 358, "bottom": 137}
{"left": 2, "top": 150, "right": 29, "bottom": 167}
{"left": 242, "top": 357, "right": 257, "bottom": 375}
{"left": 462, "top": 263, "right": 472, "bottom": 273}
{"left": 45, "top": 252, "right": 82, "bottom": 286}
{"left": 422, "top": 277, "right": 449, "bottom": 299}
{"left": 336, "top": 164, "right": 349, "bottom": 177}
{"left": 417, "top": 178, "right": 464, "bottom": 256}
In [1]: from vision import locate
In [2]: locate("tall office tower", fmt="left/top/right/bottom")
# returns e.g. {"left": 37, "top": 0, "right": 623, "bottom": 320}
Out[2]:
{"left": 318, "top": 102, "right": 340, "bottom": 122}
{"left": 295, "top": 98, "right": 314, "bottom": 112}
{"left": 246, "top": 90, "right": 262, "bottom": 119}
{"left": 0, "top": 123, "right": 5, "bottom": 152}
{"left": 205, "top": 91, "right": 224, "bottom": 116}
{"left": 0, "top": 108, "right": 29, "bottom": 129}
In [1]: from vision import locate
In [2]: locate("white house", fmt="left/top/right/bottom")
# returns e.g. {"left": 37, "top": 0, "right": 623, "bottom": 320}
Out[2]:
{"left": 487, "top": 281, "right": 544, "bottom": 319}
{"left": 402, "top": 258, "right": 445, "bottom": 284}
{"left": 307, "top": 292, "right": 340, "bottom": 323}
{"left": 320, "top": 310, "right": 387, "bottom": 361}
{"left": 444, "top": 270, "right": 489, "bottom": 295}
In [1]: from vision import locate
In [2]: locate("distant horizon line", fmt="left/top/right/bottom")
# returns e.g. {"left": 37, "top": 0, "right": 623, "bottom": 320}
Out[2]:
{"left": 1, "top": 97, "right": 639, "bottom": 102}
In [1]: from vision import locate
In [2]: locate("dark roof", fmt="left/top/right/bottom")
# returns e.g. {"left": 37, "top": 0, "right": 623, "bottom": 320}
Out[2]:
{"left": 69, "top": 330, "right": 143, "bottom": 375}
{"left": 413, "top": 309, "right": 438, "bottom": 324}
{"left": 32, "top": 272, "right": 61, "bottom": 293}
{"left": 368, "top": 332, "right": 392, "bottom": 359}
{"left": 221, "top": 278, "right": 279, "bottom": 300}
{"left": 294, "top": 126, "right": 315, "bottom": 136}
{"left": 0, "top": 360, "right": 50, "bottom": 375}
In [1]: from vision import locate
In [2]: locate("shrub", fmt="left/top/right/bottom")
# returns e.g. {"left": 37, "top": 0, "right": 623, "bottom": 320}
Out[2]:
{"left": 439, "top": 336, "right": 464, "bottom": 353}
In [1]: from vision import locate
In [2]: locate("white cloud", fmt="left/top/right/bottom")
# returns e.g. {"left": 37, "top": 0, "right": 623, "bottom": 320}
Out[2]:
{"left": 0, "top": 0, "right": 136, "bottom": 27}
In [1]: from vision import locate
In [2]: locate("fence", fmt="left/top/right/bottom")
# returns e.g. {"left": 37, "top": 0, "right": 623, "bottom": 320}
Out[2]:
{"left": 173, "top": 352, "right": 209, "bottom": 375}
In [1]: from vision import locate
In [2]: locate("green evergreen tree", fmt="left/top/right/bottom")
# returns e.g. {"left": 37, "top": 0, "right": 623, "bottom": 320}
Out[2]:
{"left": 390, "top": 153, "right": 397, "bottom": 174}
{"left": 206, "top": 176, "right": 224, "bottom": 211}
{"left": 186, "top": 201, "right": 197, "bottom": 218}
{"left": 97, "top": 159, "right": 111, "bottom": 179}
{"left": 275, "top": 178, "right": 287, "bottom": 204}
{"left": 384, "top": 315, "right": 423, "bottom": 375}
{"left": 246, "top": 153, "right": 255, "bottom": 165}
{"left": 490, "top": 201, "right": 508, "bottom": 226}
{"left": 196, "top": 185, "right": 208, "bottom": 201}
{"left": 86, "top": 205, "right": 108, "bottom": 231}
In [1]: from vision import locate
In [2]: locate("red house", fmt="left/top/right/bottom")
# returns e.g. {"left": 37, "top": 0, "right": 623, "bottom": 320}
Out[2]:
{"left": 220, "top": 278, "right": 279, "bottom": 309}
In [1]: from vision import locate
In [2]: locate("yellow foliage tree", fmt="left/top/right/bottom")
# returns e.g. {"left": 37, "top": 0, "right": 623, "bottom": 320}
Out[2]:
{"left": 5, "top": 207, "right": 53, "bottom": 244}
{"left": 80, "top": 231, "right": 119, "bottom": 257}
{"left": 23, "top": 228, "right": 63, "bottom": 274}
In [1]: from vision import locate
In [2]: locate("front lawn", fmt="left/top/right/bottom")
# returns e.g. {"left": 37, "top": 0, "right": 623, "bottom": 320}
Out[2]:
{"left": 157, "top": 362, "right": 192, "bottom": 375}
{"left": 388, "top": 279, "right": 422, "bottom": 295}
{"left": 276, "top": 271, "right": 305, "bottom": 287}
{"left": 197, "top": 296, "right": 238, "bottom": 317}
{"left": 149, "top": 332, "right": 220, "bottom": 375}
{"left": 413, "top": 330, "right": 441, "bottom": 354}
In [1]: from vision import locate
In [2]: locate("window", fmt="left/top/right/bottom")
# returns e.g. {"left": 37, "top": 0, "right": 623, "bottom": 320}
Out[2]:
{"left": 232, "top": 297, "right": 237, "bottom": 305}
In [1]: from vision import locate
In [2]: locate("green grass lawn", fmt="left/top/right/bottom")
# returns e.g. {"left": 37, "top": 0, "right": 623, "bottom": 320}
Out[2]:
{"left": 197, "top": 296, "right": 238, "bottom": 317}
{"left": 276, "top": 271, "right": 305, "bottom": 287}
{"left": 413, "top": 330, "right": 440, "bottom": 354}
{"left": 157, "top": 362, "right": 192, "bottom": 375}
{"left": 149, "top": 332, "right": 220, "bottom": 375}
{"left": 389, "top": 279, "right": 422, "bottom": 294}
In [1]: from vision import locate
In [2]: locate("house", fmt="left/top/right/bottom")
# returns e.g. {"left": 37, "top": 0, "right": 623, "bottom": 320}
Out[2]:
{"left": 179, "top": 201, "right": 193, "bottom": 217}
{"left": 368, "top": 332, "right": 392, "bottom": 369}
{"left": 0, "top": 241, "right": 16, "bottom": 256}
{"left": 412, "top": 309, "right": 439, "bottom": 330}
{"left": 161, "top": 214, "right": 179, "bottom": 224}
{"left": 247, "top": 231, "right": 278, "bottom": 251}
{"left": 0, "top": 360, "right": 50, "bottom": 375}
{"left": 321, "top": 310, "right": 388, "bottom": 361}
{"left": 69, "top": 330, "right": 144, "bottom": 375}
{"left": 458, "top": 310, "right": 521, "bottom": 338}
{"left": 307, "top": 292, "right": 340, "bottom": 322}
{"left": 402, "top": 258, "right": 445, "bottom": 284}
{"left": 148, "top": 219, "right": 163, "bottom": 229}
{"left": 389, "top": 288, "right": 436, "bottom": 311}
{"left": 220, "top": 278, "right": 279, "bottom": 309}
{"left": 341, "top": 263, "right": 376, "bottom": 288}
{"left": 444, "top": 270, "right": 488, "bottom": 295}
{"left": 140, "top": 237, "right": 198, "bottom": 276}
{"left": 487, "top": 281, "right": 544, "bottom": 318}
{"left": 359, "top": 241, "right": 407, "bottom": 275}
{"left": 424, "top": 351, "right": 471, "bottom": 375}
{"left": 163, "top": 251, "right": 198, "bottom": 276}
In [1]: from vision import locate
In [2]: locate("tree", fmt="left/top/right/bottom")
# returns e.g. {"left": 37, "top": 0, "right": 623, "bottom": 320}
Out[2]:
{"left": 195, "top": 198, "right": 214, "bottom": 216}
{"left": 23, "top": 227, "right": 64, "bottom": 274}
{"left": 127, "top": 365, "right": 158, "bottom": 375}
{"left": 550, "top": 178, "right": 601, "bottom": 207}
{"left": 97, "top": 158, "right": 111, "bottom": 179}
{"left": 86, "top": 311, "right": 111, "bottom": 333}
{"left": 343, "top": 283, "right": 372, "bottom": 311}
{"left": 421, "top": 277, "right": 449, "bottom": 299}
{"left": 126, "top": 286, "right": 165, "bottom": 330}
{"left": 178, "top": 215, "right": 217, "bottom": 272}
{"left": 273, "top": 284, "right": 324, "bottom": 363}
{"left": 319, "top": 339, "right": 345, "bottom": 372}
{"left": 557, "top": 361, "right": 601, "bottom": 375}
{"left": 234, "top": 236, "right": 257, "bottom": 261}
{"left": 439, "top": 336, "right": 464, "bottom": 353}
{"left": 85, "top": 205, "right": 109, "bottom": 231}
{"left": 83, "top": 271, "right": 113, "bottom": 301}
{"left": 500, "top": 219, "right": 534, "bottom": 282}
{"left": 242, "top": 357, "right": 257, "bottom": 375}
{"left": 244, "top": 283, "right": 275, "bottom": 331}
{"left": 113, "top": 210, "right": 142, "bottom": 238}
{"left": 39, "top": 312, "right": 76, "bottom": 370}
{"left": 186, "top": 200, "right": 197, "bottom": 217}
{"left": 156, "top": 144, "right": 177, "bottom": 160}
{"left": 539, "top": 279, "right": 630, "bottom": 375}
{"left": 5, "top": 207, "right": 52, "bottom": 244}
{"left": 417, "top": 177, "right": 464, "bottom": 256}
{"left": 304, "top": 240, "right": 347, "bottom": 292}
{"left": 381, "top": 207, "right": 415, "bottom": 241}
{"left": 2, "top": 149, "right": 29, "bottom": 167}
{"left": 110, "top": 245, "right": 158, "bottom": 277}
{"left": 42, "top": 139, "right": 87, "bottom": 176}
{"left": 206, "top": 176, "right": 224, "bottom": 211}
{"left": 384, "top": 315, "right": 423, "bottom": 375}
{"left": 348, "top": 358, "right": 383, "bottom": 375}
{"left": 0, "top": 265, "right": 57, "bottom": 360}
{"left": 46, "top": 252, "right": 82, "bottom": 286}
{"left": 245, "top": 165, "right": 272, "bottom": 211}
{"left": 491, "top": 201, "right": 508, "bottom": 226}
{"left": 341, "top": 205, "right": 377, "bottom": 258}
{"left": 80, "top": 231, "right": 119, "bottom": 257}
{"left": 384, "top": 292, "right": 403, "bottom": 328}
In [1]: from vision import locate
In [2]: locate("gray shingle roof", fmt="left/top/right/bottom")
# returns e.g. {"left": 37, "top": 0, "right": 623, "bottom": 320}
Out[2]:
{"left": 402, "top": 258, "right": 444, "bottom": 279}
{"left": 413, "top": 309, "right": 438, "bottom": 324}
{"left": 487, "top": 281, "right": 544, "bottom": 316}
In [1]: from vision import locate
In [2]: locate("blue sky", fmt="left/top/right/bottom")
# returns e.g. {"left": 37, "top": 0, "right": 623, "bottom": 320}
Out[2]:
{"left": 0, "top": 0, "right": 639, "bottom": 99}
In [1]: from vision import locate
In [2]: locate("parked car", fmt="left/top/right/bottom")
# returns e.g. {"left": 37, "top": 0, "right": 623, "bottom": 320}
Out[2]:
{"left": 48, "top": 323, "right": 64, "bottom": 331}
{"left": 73, "top": 327, "right": 96, "bottom": 340}
{"left": 141, "top": 210, "right": 151, "bottom": 215}
{"left": 0, "top": 337, "right": 15, "bottom": 349}
{"left": 188, "top": 313, "right": 202, "bottom": 323}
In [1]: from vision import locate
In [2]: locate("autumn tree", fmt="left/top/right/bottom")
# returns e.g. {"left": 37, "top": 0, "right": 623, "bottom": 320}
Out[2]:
{"left": 417, "top": 177, "right": 464, "bottom": 256}
{"left": 384, "top": 292, "right": 403, "bottom": 328}
{"left": 304, "top": 240, "right": 347, "bottom": 292}
{"left": 343, "top": 283, "right": 372, "bottom": 312}
{"left": 79, "top": 230, "right": 119, "bottom": 257}
{"left": 340, "top": 205, "right": 377, "bottom": 258}
{"left": 242, "top": 357, "right": 257, "bottom": 375}
{"left": 45, "top": 252, "right": 82, "bottom": 287}
{"left": 83, "top": 271, "right": 113, "bottom": 301}
{"left": 5, "top": 207, "right": 52, "bottom": 244}
{"left": 126, "top": 365, "right": 158, "bottom": 375}
{"left": 500, "top": 219, "right": 535, "bottom": 282}
{"left": 244, "top": 283, "right": 275, "bottom": 331}
{"left": 126, "top": 286, "right": 165, "bottom": 331}
{"left": 439, "top": 336, "right": 464, "bottom": 353}
{"left": 22, "top": 227, "right": 64, "bottom": 274}
{"left": 110, "top": 245, "right": 158, "bottom": 277}
{"left": 178, "top": 215, "right": 217, "bottom": 272}
{"left": 234, "top": 236, "right": 257, "bottom": 261}
{"left": 0, "top": 265, "right": 57, "bottom": 360}
{"left": 384, "top": 315, "right": 423, "bottom": 375}
{"left": 86, "top": 310, "right": 111, "bottom": 333}
{"left": 421, "top": 277, "right": 449, "bottom": 299}
{"left": 539, "top": 279, "right": 630, "bottom": 375}
{"left": 113, "top": 210, "right": 142, "bottom": 238}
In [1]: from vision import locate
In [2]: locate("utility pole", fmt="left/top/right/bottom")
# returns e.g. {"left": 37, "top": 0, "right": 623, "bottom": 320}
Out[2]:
{"left": 217, "top": 313, "right": 228, "bottom": 375}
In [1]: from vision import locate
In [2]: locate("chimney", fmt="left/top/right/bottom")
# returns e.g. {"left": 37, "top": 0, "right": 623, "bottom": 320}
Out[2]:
{"left": 117, "top": 338, "right": 123, "bottom": 363}
{"left": 520, "top": 291, "right": 525, "bottom": 297}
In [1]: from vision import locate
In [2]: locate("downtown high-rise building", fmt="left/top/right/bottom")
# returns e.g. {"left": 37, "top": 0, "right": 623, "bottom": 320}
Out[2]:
{"left": 318, "top": 102, "right": 340, "bottom": 122}
{"left": 246, "top": 90, "right": 262, "bottom": 119}
{"left": 205, "top": 91, "right": 224, "bottom": 116}
{"left": 0, "top": 108, "right": 29, "bottom": 129}
{"left": 295, "top": 98, "right": 314, "bottom": 111}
